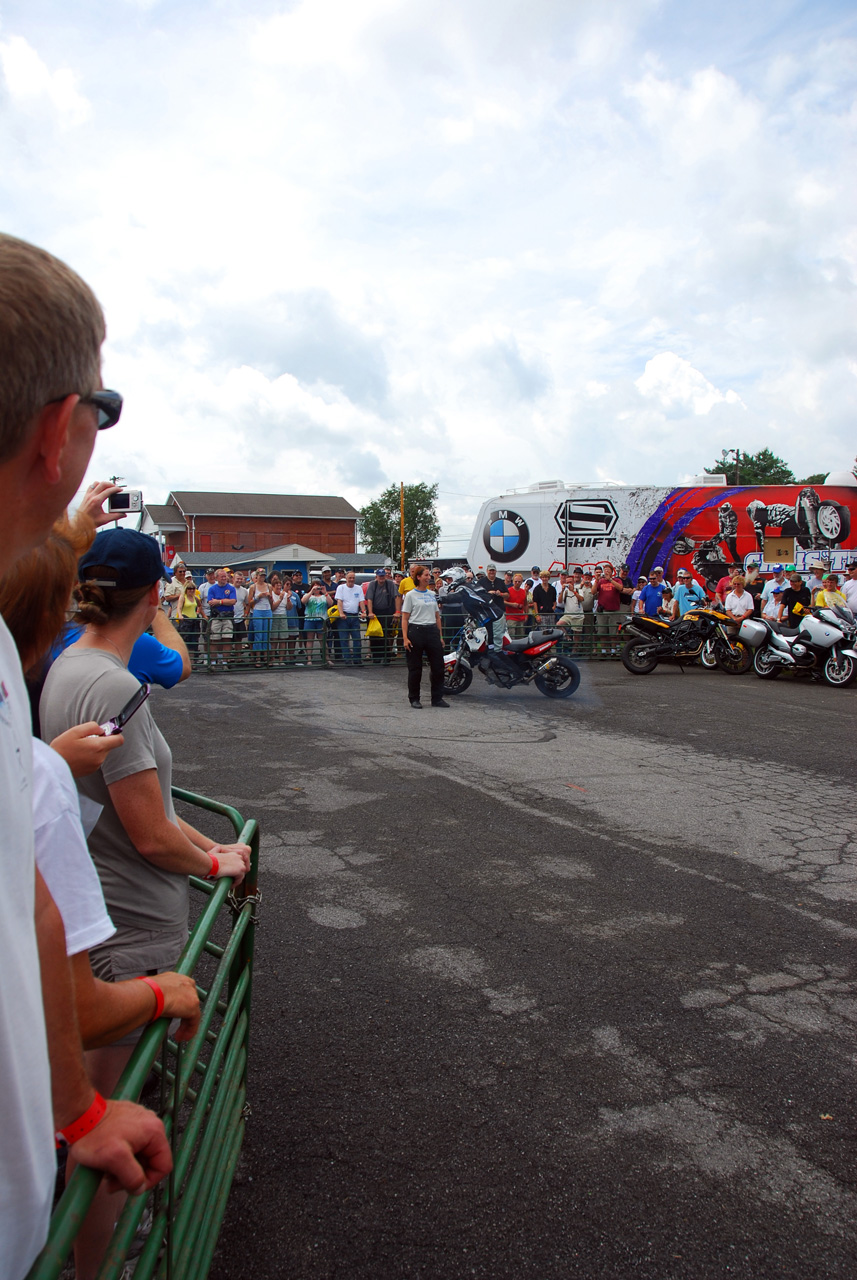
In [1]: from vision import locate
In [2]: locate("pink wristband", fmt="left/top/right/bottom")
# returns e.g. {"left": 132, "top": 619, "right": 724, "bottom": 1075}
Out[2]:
{"left": 206, "top": 853, "right": 219, "bottom": 880}
{"left": 137, "top": 976, "right": 165, "bottom": 1020}
{"left": 56, "top": 1091, "right": 107, "bottom": 1148}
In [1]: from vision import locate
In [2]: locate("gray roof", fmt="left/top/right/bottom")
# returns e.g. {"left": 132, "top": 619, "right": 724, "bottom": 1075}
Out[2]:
{"left": 142, "top": 503, "right": 186, "bottom": 526}
{"left": 307, "top": 553, "right": 391, "bottom": 569}
{"left": 174, "top": 547, "right": 389, "bottom": 573}
{"left": 167, "top": 491, "right": 359, "bottom": 520}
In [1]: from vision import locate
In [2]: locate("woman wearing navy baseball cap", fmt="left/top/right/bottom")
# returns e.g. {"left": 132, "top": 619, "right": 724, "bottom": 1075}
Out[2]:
{"left": 40, "top": 528, "right": 251, "bottom": 1276}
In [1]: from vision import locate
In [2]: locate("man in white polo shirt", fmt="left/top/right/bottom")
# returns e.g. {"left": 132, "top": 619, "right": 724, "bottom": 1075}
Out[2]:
{"left": 334, "top": 570, "right": 367, "bottom": 665}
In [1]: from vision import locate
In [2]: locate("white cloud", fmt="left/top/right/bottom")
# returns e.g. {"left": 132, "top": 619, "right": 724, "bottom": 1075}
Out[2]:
{"left": 0, "top": 35, "right": 90, "bottom": 127}
{"left": 0, "top": 2, "right": 853, "bottom": 555}
{"left": 636, "top": 352, "right": 745, "bottom": 415}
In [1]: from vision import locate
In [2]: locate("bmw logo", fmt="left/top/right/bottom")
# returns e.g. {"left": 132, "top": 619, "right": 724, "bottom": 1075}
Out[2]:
{"left": 482, "top": 508, "right": 530, "bottom": 563}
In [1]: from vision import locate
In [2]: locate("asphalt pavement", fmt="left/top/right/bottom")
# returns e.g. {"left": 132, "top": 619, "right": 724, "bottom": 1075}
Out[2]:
{"left": 151, "top": 658, "right": 857, "bottom": 1280}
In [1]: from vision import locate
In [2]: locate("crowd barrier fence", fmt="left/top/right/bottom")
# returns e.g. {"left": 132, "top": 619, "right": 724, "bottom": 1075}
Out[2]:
{"left": 27, "top": 790, "right": 260, "bottom": 1280}
{"left": 179, "top": 612, "right": 625, "bottom": 674}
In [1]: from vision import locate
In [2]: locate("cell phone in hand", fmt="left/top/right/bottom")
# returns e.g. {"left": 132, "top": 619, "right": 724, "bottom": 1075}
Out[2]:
{"left": 99, "top": 683, "right": 151, "bottom": 736}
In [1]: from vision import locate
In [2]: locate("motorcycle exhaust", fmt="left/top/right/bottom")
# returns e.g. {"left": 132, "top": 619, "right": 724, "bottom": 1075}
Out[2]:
{"left": 765, "top": 650, "right": 796, "bottom": 666}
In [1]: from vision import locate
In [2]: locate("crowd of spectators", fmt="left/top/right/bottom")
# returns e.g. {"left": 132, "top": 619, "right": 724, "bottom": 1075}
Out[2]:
{"left": 160, "top": 555, "right": 857, "bottom": 672}
{"left": 465, "top": 558, "right": 856, "bottom": 646}
{"left": 161, "top": 563, "right": 413, "bottom": 668}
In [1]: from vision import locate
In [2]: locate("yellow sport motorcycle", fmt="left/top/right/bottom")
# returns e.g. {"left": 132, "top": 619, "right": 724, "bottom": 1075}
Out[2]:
{"left": 618, "top": 604, "right": 752, "bottom": 675}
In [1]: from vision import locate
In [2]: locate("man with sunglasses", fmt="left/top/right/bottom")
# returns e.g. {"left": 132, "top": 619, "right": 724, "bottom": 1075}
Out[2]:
{"left": 637, "top": 566, "right": 667, "bottom": 617}
{"left": 0, "top": 233, "right": 169, "bottom": 1276}
{"left": 673, "top": 568, "right": 707, "bottom": 616}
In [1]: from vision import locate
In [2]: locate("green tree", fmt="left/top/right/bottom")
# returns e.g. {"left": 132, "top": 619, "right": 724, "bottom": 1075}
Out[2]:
{"left": 704, "top": 447, "right": 796, "bottom": 485}
{"left": 797, "top": 473, "right": 829, "bottom": 486}
{"left": 358, "top": 482, "right": 441, "bottom": 564}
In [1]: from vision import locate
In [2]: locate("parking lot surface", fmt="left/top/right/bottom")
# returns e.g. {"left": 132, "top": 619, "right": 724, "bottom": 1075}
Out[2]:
{"left": 153, "top": 662, "right": 857, "bottom": 1279}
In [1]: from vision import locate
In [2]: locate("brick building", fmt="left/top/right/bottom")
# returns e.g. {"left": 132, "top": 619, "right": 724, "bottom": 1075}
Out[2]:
{"left": 140, "top": 491, "right": 360, "bottom": 558}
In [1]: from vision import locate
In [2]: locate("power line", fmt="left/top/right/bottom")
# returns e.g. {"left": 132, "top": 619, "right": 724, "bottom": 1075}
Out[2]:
{"left": 437, "top": 490, "right": 491, "bottom": 500}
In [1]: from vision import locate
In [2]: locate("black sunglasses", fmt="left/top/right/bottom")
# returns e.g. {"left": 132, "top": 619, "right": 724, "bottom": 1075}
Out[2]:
{"left": 49, "top": 389, "right": 123, "bottom": 430}
{"left": 85, "top": 390, "right": 123, "bottom": 429}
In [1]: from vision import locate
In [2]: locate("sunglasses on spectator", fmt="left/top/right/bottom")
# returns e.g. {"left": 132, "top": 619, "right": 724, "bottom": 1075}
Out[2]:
{"left": 49, "top": 389, "right": 123, "bottom": 429}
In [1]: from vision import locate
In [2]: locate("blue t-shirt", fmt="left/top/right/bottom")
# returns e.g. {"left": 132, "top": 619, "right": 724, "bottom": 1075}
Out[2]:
{"left": 674, "top": 583, "right": 707, "bottom": 616}
{"left": 639, "top": 583, "right": 666, "bottom": 617}
{"left": 207, "top": 583, "right": 237, "bottom": 614}
{"left": 57, "top": 625, "right": 183, "bottom": 690}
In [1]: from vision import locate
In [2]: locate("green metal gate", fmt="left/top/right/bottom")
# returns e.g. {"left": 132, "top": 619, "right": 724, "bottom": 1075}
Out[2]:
{"left": 27, "top": 790, "right": 260, "bottom": 1280}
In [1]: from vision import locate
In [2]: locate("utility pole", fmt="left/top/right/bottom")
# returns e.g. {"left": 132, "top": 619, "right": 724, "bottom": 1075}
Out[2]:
{"left": 399, "top": 482, "right": 405, "bottom": 572}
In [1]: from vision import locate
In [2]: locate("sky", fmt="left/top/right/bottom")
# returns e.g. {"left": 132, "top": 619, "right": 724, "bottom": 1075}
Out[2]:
{"left": 1, "top": 0, "right": 855, "bottom": 555}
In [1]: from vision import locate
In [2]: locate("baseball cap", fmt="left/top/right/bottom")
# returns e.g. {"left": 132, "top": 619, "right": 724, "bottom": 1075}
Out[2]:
{"left": 531, "top": 565, "right": 540, "bottom": 573}
{"left": 206, "top": 566, "right": 216, "bottom": 574}
{"left": 652, "top": 565, "right": 664, "bottom": 574}
{"left": 374, "top": 568, "right": 385, "bottom": 576}
{"left": 773, "top": 584, "right": 785, "bottom": 593}
{"left": 487, "top": 563, "right": 497, "bottom": 570}
{"left": 79, "top": 529, "right": 171, "bottom": 589}
{"left": 772, "top": 563, "right": 783, "bottom": 573}
{"left": 809, "top": 560, "right": 825, "bottom": 570}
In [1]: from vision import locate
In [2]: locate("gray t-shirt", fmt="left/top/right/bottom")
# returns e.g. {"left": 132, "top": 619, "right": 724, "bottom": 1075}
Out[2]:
{"left": 40, "top": 648, "right": 187, "bottom": 931}
{"left": 401, "top": 588, "right": 439, "bottom": 626}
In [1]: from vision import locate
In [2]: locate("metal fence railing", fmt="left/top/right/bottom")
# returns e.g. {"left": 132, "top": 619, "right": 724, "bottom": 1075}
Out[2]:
{"left": 27, "top": 790, "right": 260, "bottom": 1280}
{"left": 180, "top": 613, "right": 624, "bottom": 674}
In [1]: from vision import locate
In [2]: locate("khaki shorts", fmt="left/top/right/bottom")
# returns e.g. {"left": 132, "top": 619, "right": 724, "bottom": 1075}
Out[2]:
{"left": 210, "top": 615, "right": 234, "bottom": 640}
{"left": 90, "top": 924, "right": 188, "bottom": 1046}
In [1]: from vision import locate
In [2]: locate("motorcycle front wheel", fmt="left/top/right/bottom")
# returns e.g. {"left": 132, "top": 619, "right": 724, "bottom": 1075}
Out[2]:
{"left": 753, "top": 647, "right": 782, "bottom": 680}
{"left": 822, "top": 650, "right": 856, "bottom": 688}
{"left": 534, "top": 656, "right": 581, "bottom": 698}
{"left": 620, "top": 639, "right": 659, "bottom": 675}
{"left": 443, "top": 660, "right": 473, "bottom": 695}
{"left": 700, "top": 639, "right": 718, "bottom": 669}
{"left": 714, "top": 639, "right": 752, "bottom": 675}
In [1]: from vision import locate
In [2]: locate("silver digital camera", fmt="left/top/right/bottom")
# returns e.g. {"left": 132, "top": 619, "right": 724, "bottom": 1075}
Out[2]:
{"left": 108, "top": 488, "right": 143, "bottom": 513}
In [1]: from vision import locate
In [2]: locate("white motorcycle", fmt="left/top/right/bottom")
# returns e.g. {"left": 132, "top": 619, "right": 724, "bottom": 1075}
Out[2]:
{"left": 739, "top": 606, "right": 857, "bottom": 687}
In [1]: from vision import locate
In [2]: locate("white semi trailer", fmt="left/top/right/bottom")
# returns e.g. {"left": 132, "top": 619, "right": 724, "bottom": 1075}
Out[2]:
{"left": 466, "top": 474, "right": 857, "bottom": 592}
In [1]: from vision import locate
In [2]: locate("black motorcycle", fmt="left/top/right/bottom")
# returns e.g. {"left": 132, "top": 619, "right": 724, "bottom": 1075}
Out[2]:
{"left": 619, "top": 603, "right": 752, "bottom": 675}
{"left": 442, "top": 583, "right": 581, "bottom": 699}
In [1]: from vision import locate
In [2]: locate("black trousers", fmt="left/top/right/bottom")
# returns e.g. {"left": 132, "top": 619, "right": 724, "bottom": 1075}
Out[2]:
{"left": 406, "top": 624, "right": 445, "bottom": 702}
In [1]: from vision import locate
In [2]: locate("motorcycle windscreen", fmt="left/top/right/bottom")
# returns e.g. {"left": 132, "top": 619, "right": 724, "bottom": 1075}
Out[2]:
{"left": 452, "top": 584, "right": 505, "bottom": 622}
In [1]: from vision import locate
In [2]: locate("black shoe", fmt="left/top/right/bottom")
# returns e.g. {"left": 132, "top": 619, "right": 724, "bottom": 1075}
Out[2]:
{"left": 431, "top": 698, "right": 450, "bottom": 708}
{"left": 410, "top": 699, "right": 423, "bottom": 709}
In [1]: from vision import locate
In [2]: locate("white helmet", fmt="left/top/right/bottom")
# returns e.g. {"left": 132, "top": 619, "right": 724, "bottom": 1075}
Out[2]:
{"left": 445, "top": 566, "right": 466, "bottom": 585}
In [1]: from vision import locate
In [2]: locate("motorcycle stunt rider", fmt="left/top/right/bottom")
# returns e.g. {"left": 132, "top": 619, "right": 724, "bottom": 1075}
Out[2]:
{"left": 476, "top": 564, "right": 510, "bottom": 647}
{"left": 717, "top": 502, "right": 740, "bottom": 563}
